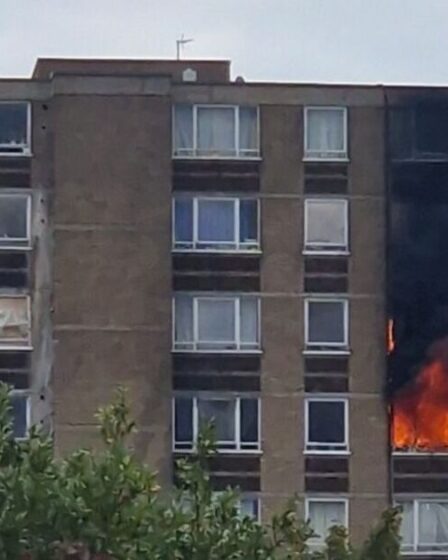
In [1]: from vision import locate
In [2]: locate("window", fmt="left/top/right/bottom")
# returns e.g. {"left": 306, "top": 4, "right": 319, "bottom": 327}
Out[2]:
{"left": 0, "top": 103, "right": 30, "bottom": 155}
{"left": 173, "top": 105, "right": 259, "bottom": 158}
{"left": 174, "top": 197, "right": 259, "bottom": 252}
{"left": 210, "top": 493, "right": 260, "bottom": 521}
{"left": 305, "top": 398, "right": 348, "bottom": 453}
{"left": 173, "top": 395, "right": 260, "bottom": 452}
{"left": 304, "top": 107, "right": 347, "bottom": 160}
{"left": 306, "top": 499, "right": 348, "bottom": 545}
{"left": 238, "top": 496, "right": 260, "bottom": 521}
{"left": 0, "top": 195, "right": 31, "bottom": 249}
{"left": 0, "top": 297, "right": 31, "bottom": 348}
{"left": 305, "top": 299, "right": 349, "bottom": 351}
{"left": 10, "top": 392, "right": 29, "bottom": 439}
{"left": 173, "top": 294, "right": 260, "bottom": 352}
{"left": 304, "top": 199, "right": 348, "bottom": 253}
{"left": 399, "top": 500, "right": 448, "bottom": 553}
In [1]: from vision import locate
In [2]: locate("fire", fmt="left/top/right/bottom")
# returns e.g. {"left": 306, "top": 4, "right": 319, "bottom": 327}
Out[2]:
{"left": 387, "top": 319, "right": 395, "bottom": 354}
{"left": 392, "top": 340, "right": 448, "bottom": 451}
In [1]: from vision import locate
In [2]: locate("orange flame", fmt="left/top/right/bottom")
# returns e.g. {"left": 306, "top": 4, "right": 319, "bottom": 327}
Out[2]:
{"left": 387, "top": 319, "right": 395, "bottom": 354}
{"left": 392, "top": 340, "right": 448, "bottom": 451}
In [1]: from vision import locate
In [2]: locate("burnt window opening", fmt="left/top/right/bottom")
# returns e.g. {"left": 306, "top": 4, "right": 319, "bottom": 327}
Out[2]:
{"left": 415, "top": 105, "right": 448, "bottom": 156}
{"left": 0, "top": 103, "right": 30, "bottom": 155}
{"left": 388, "top": 125, "right": 448, "bottom": 453}
{"left": 389, "top": 103, "right": 448, "bottom": 160}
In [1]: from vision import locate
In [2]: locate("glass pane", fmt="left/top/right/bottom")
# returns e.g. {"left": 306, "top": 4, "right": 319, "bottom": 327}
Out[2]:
{"left": 174, "top": 199, "right": 193, "bottom": 244}
{"left": 307, "top": 301, "right": 345, "bottom": 345}
{"left": 174, "top": 105, "right": 193, "bottom": 153}
{"left": 175, "top": 398, "right": 193, "bottom": 443}
{"left": 398, "top": 502, "right": 414, "bottom": 550}
{"left": 174, "top": 296, "right": 193, "bottom": 346}
{"left": 308, "top": 401, "right": 345, "bottom": 445}
{"left": 306, "top": 200, "right": 347, "bottom": 248}
{"left": 308, "top": 501, "right": 346, "bottom": 541}
{"left": 240, "top": 399, "right": 258, "bottom": 443}
{"left": 0, "top": 298, "right": 30, "bottom": 346}
{"left": 198, "top": 399, "right": 235, "bottom": 442}
{"left": 419, "top": 502, "right": 448, "bottom": 549}
{"left": 240, "top": 298, "right": 258, "bottom": 346}
{"left": 239, "top": 199, "right": 258, "bottom": 244}
{"left": 197, "top": 299, "right": 235, "bottom": 345}
{"left": 197, "top": 107, "right": 235, "bottom": 155}
{"left": 0, "top": 104, "right": 28, "bottom": 147}
{"left": 197, "top": 200, "right": 234, "bottom": 243}
{"left": 239, "top": 107, "right": 258, "bottom": 152}
{"left": 306, "top": 109, "right": 345, "bottom": 154}
{"left": 239, "top": 497, "right": 259, "bottom": 520}
{"left": 10, "top": 395, "right": 27, "bottom": 438}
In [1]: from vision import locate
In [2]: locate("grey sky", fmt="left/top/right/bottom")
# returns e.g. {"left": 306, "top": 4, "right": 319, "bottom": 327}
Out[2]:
{"left": 0, "top": 0, "right": 447, "bottom": 84}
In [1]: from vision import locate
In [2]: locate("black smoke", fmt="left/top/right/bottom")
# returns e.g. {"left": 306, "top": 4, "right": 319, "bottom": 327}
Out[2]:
{"left": 388, "top": 163, "right": 448, "bottom": 395}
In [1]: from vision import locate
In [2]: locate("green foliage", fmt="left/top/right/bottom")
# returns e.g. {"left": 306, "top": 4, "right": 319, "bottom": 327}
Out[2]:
{"left": 0, "top": 384, "right": 403, "bottom": 559}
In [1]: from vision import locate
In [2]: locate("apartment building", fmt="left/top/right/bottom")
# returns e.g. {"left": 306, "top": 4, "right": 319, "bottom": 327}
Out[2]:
{"left": 0, "top": 57, "right": 447, "bottom": 557}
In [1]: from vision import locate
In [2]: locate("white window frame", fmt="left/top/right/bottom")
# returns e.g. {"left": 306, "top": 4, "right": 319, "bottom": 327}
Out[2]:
{"left": 10, "top": 390, "right": 31, "bottom": 440}
{"left": 303, "top": 198, "right": 349, "bottom": 255}
{"left": 304, "top": 298, "right": 349, "bottom": 353}
{"left": 0, "top": 193, "right": 32, "bottom": 250}
{"left": 305, "top": 397, "right": 349, "bottom": 454}
{"left": 305, "top": 497, "right": 349, "bottom": 544}
{"left": 172, "top": 104, "right": 260, "bottom": 159}
{"left": 0, "top": 295, "right": 32, "bottom": 350}
{"left": 172, "top": 196, "right": 261, "bottom": 253}
{"left": 172, "top": 393, "right": 261, "bottom": 453}
{"left": 172, "top": 294, "right": 261, "bottom": 353}
{"left": 0, "top": 102, "right": 32, "bottom": 156}
{"left": 303, "top": 106, "right": 348, "bottom": 161}
{"left": 398, "top": 499, "right": 448, "bottom": 554}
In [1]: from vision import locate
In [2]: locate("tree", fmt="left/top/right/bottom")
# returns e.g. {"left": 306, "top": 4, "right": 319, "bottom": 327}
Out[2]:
{"left": 0, "top": 385, "right": 402, "bottom": 559}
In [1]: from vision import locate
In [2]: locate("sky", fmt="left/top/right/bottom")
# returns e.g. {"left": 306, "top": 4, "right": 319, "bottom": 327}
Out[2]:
{"left": 1, "top": 0, "right": 448, "bottom": 84}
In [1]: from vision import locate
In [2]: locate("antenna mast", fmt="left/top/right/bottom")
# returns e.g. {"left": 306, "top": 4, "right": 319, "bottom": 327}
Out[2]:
{"left": 176, "top": 34, "right": 194, "bottom": 60}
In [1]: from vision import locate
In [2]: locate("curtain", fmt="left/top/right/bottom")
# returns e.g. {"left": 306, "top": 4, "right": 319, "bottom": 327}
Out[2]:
{"left": 240, "top": 298, "right": 258, "bottom": 347}
{"left": 174, "top": 199, "right": 193, "bottom": 244}
{"left": 0, "top": 298, "right": 29, "bottom": 342}
{"left": 174, "top": 105, "right": 193, "bottom": 153}
{"left": 399, "top": 502, "right": 414, "bottom": 550}
{"left": 419, "top": 502, "right": 448, "bottom": 549}
{"left": 239, "top": 107, "right": 258, "bottom": 152}
{"left": 198, "top": 399, "right": 235, "bottom": 441}
{"left": 308, "top": 301, "right": 344, "bottom": 344}
{"left": 239, "top": 498, "right": 258, "bottom": 519}
{"left": 307, "top": 200, "right": 346, "bottom": 247}
{"left": 198, "top": 200, "right": 234, "bottom": 244}
{"left": 174, "top": 296, "right": 193, "bottom": 346}
{"left": 197, "top": 107, "right": 235, "bottom": 155}
{"left": 197, "top": 299, "right": 235, "bottom": 347}
{"left": 309, "top": 501, "right": 346, "bottom": 541}
{"left": 239, "top": 199, "right": 258, "bottom": 244}
{"left": 307, "top": 109, "right": 344, "bottom": 153}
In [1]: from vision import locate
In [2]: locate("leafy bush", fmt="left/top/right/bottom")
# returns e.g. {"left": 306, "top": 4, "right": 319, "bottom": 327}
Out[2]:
{"left": 0, "top": 385, "right": 402, "bottom": 559}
